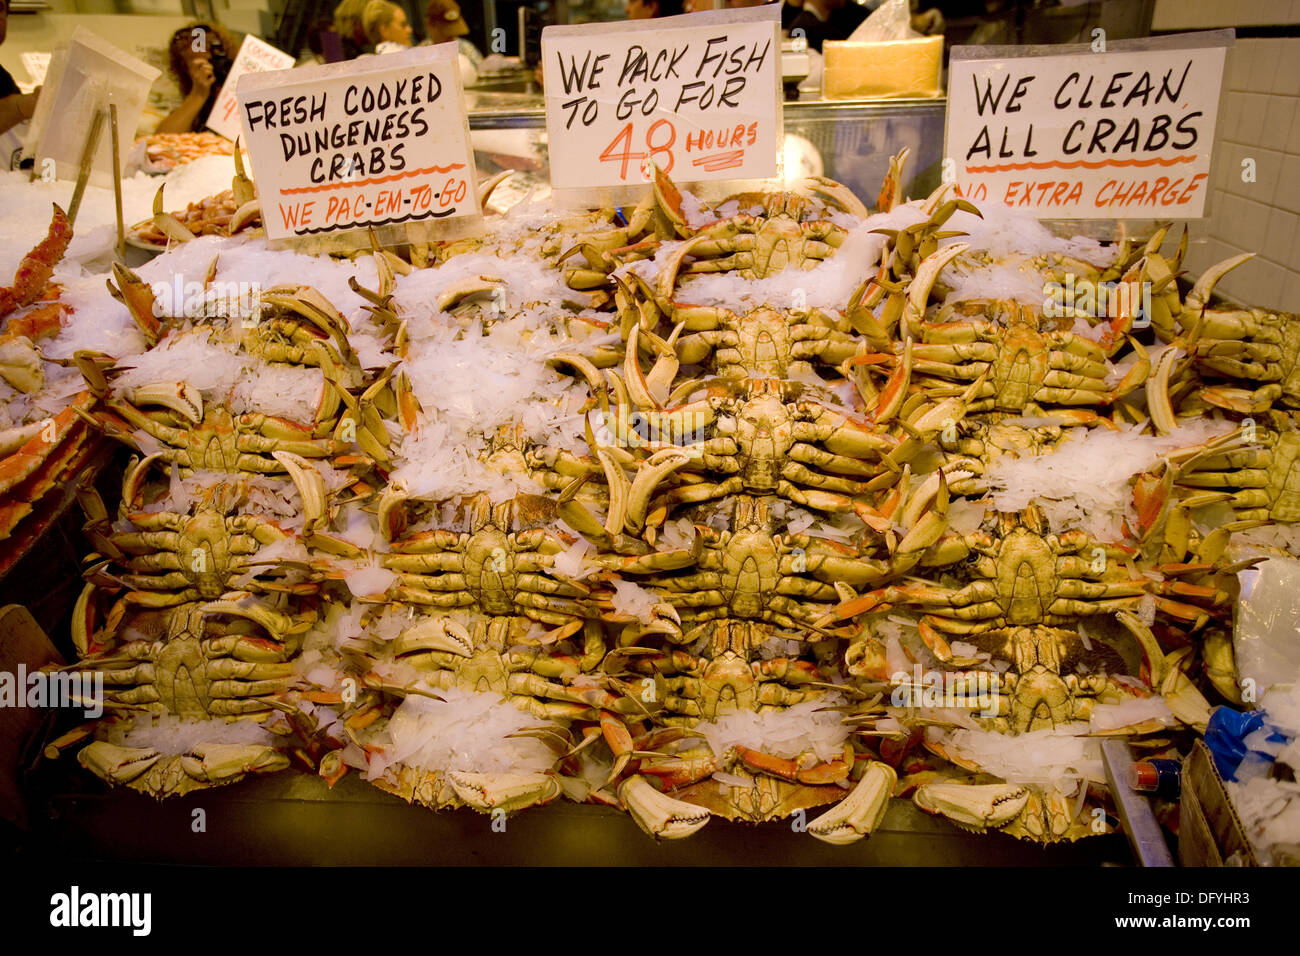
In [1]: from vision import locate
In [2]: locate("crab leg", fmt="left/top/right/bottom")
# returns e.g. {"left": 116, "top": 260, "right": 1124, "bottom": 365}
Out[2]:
{"left": 0, "top": 204, "right": 72, "bottom": 320}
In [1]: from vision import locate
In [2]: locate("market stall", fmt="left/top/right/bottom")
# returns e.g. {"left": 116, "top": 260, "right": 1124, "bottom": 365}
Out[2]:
{"left": 0, "top": 0, "right": 1297, "bottom": 879}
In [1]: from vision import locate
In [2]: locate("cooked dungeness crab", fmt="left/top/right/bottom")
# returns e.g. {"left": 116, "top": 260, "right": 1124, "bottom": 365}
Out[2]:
{"left": 607, "top": 619, "right": 897, "bottom": 845}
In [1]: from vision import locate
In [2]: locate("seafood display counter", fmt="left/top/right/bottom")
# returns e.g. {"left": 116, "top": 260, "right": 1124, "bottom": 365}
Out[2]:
{"left": 1, "top": 94, "right": 1297, "bottom": 869}
{"left": 465, "top": 92, "right": 946, "bottom": 213}
{"left": 32, "top": 770, "right": 1131, "bottom": 866}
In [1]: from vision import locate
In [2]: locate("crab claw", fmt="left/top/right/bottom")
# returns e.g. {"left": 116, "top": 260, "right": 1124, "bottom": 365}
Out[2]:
{"left": 152, "top": 185, "right": 197, "bottom": 244}
{"left": 870, "top": 337, "right": 911, "bottom": 425}
{"left": 920, "top": 180, "right": 954, "bottom": 216}
{"left": 183, "top": 743, "right": 288, "bottom": 783}
{"left": 394, "top": 616, "right": 474, "bottom": 658}
{"left": 128, "top": 382, "right": 203, "bottom": 424}
{"left": 1199, "top": 383, "right": 1282, "bottom": 414}
{"left": 448, "top": 771, "right": 561, "bottom": 813}
{"left": 845, "top": 275, "right": 895, "bottom": 351}
{"left": 650, "top": 162, "right": 691, "bottom": 237}
{"left": 477, "top": 169, "right": 514, "bottom": 212}
{"left": 903, "top": 243, "right": 968, "bottom": 339}
{"left": 375, "top": 479, "right": 411, "bottom": 543}
{"left": 1203, "top": 629, "right": 1243, "bottom": 705}
{"left": 845, "top": 634, "right": 891, "bottom": 681}
{"left": 229, "top": 199, "right": 262, "bottom": 235}
{"left": 803, "top": 175, "right": 870, "bottom": 219}
{"left": 1158, "top": 645, "right": 1213, "bottom": 732}
{"left": 807, "top": 761, "right": 896, "bottom": 845}
{"left": 1145, "top": 344, "right": 1187, "bottom": 435}
{"left": 1109, "top": 335, "right": 1150, "bottom": 400}
{"left": 436, "top": 275, "right": 508, "bottom": 313}
{"left": 1185, "top": 252, "right": 1254, "bottom": 313}
{"left": 877, "top": 147, "right": 909, "bottom": 213}
{"left": 71, "top": 581, "right": 100, "bottom": 658}
{"left": 1131, "top": 463, "right": 1173, "bottom": 541}
{"left": 78, "top": 742, "right": 163, "bottom": 784}
{"left": 913, "top": 781, "right": 1031, "bottom": 833}
{"left": 626, "top": 448, "right": 692, "bottom": 532}
{"left": 108, "top": 262, "right": 164, "bottom": 345}
{"left": 273, "top": 451, "right": 328, "bottom": 531}
{"left": 201, "top": 595, "right": 303, "bottom": 640}
{"left": 232, "top": 143, "right": 256, "bottom": 206}
{"left": 1116, "top": 610, "right": 1167, "bottom": 688}
{"left": 0, "top": 336, "right": 44, "bottom": 393}
{"left": 71, "top": 350, "right": 121, "bottom": 399}
{"left": 619, "top": 774, "right": 711, "bottom": 839}
{"left": 258, "top": 286, "right": 353, "bottom": 357}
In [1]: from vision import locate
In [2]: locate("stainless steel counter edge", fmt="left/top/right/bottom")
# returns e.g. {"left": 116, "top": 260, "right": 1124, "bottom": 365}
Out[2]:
{"left": 465, "top": 95, "right": 948, "bottom": 129}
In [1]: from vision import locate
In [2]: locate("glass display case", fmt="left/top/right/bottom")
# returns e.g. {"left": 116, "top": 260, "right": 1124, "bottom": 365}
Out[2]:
{"left": 462, "top": 88, "right": 946, "bottom": 209}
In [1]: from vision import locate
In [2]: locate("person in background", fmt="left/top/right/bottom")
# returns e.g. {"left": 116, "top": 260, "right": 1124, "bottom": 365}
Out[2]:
{"left": 781, "top": 0, "right": 803, "bottom": 30}
{"left": 424, "top": 0, "right": 482, "bottom": 63}
{"left": 155, "top": 22, "right": 236, "bottom": 134}
{"left": 787, "top": 0, "right": 942, "bottom": 52}
{"left": 298, "top": 16, "right": 334, "bottom": 65}
{"left": 626, "top": 0, "right": 684, "bottom": 18}
{"left": 365, "top": 0, "right": 414, "bottom": 53}
{"left": 0, "top": 0, "right": 40, "bottom": 167}
{"left": 785, "top": 0, "right": 869, "bottom": 51}
{"left": 333, "top": 0, "right": 372, "bottom": 58}
{"left": 423, "top": 0, "right": 482, "bottom": 85}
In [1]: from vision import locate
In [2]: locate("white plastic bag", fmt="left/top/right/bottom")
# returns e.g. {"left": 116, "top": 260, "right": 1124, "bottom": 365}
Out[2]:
{"left": 848, "top": 0, "right": 921, "bottom": 43}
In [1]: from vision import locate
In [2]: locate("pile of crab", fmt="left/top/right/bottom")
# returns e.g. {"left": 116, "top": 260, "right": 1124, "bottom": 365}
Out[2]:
{"left": 37, "top": 146, "right": 1299, "bottom": 848}
{"left": 0, "top": 205, "right": 108, "bottom": 577}
{"left": 0, "top": 148, "right": 275, "bottom": 579}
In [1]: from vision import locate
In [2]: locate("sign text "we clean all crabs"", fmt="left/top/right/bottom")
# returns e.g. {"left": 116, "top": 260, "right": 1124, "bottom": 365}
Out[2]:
{"left": 945, "top": 31, "right": 1228, "bottom": 219}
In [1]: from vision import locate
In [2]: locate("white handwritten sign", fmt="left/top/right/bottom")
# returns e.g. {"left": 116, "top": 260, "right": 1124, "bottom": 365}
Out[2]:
{"left": 207, "top": 35, "right": 295, "bottom": 142}
{"left": 22, "top": 27, "right": 160, "bottom": 188}
{"left": 945, "top": 31, "right": 1230, "bottom": 219}
{"left": 543, "top": 5, "right": 781, "bottom": 198}
{"left": 237, "top": 43, "right": 478, "bottom": 243}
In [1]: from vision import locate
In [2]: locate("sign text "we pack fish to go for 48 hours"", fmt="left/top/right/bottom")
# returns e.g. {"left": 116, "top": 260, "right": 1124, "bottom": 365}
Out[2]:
{"left": 542, "top": 5, "right": 782, "bottom": 193}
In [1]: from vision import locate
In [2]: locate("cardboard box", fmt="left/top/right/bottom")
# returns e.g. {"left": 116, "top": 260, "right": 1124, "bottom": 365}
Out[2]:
{"left": 823, "top": 36, "right": 943, "bottom": 100}
{"left": 0, "top": 605, "right": 63, "bottom": 828}
{"left": 1179, "top": 740, "right": 1258, "bottom": 867}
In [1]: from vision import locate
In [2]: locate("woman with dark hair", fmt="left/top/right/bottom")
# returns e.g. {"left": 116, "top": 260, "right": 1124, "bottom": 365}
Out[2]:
{"left": 0, "top": 0, "right": 40, "bottom": 141}
{"left": 156, "top": 22, "right": 236, "bottom": 134}
{"left": 0, "top": 0, "right": 40, "bottom": 169}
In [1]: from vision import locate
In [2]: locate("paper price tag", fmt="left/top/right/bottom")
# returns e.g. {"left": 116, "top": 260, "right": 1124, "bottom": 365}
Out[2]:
{"left": 236, "top": 43, "right": 479, "bottom": 244}
{"left": 543, "top": 5, "right": 781, "bottom": 199}
{"left": 207, "top": 35, "right": 295, "bottom": 142}
{"left": 945, "top": 30, "right": 1231, "bottom": 219}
